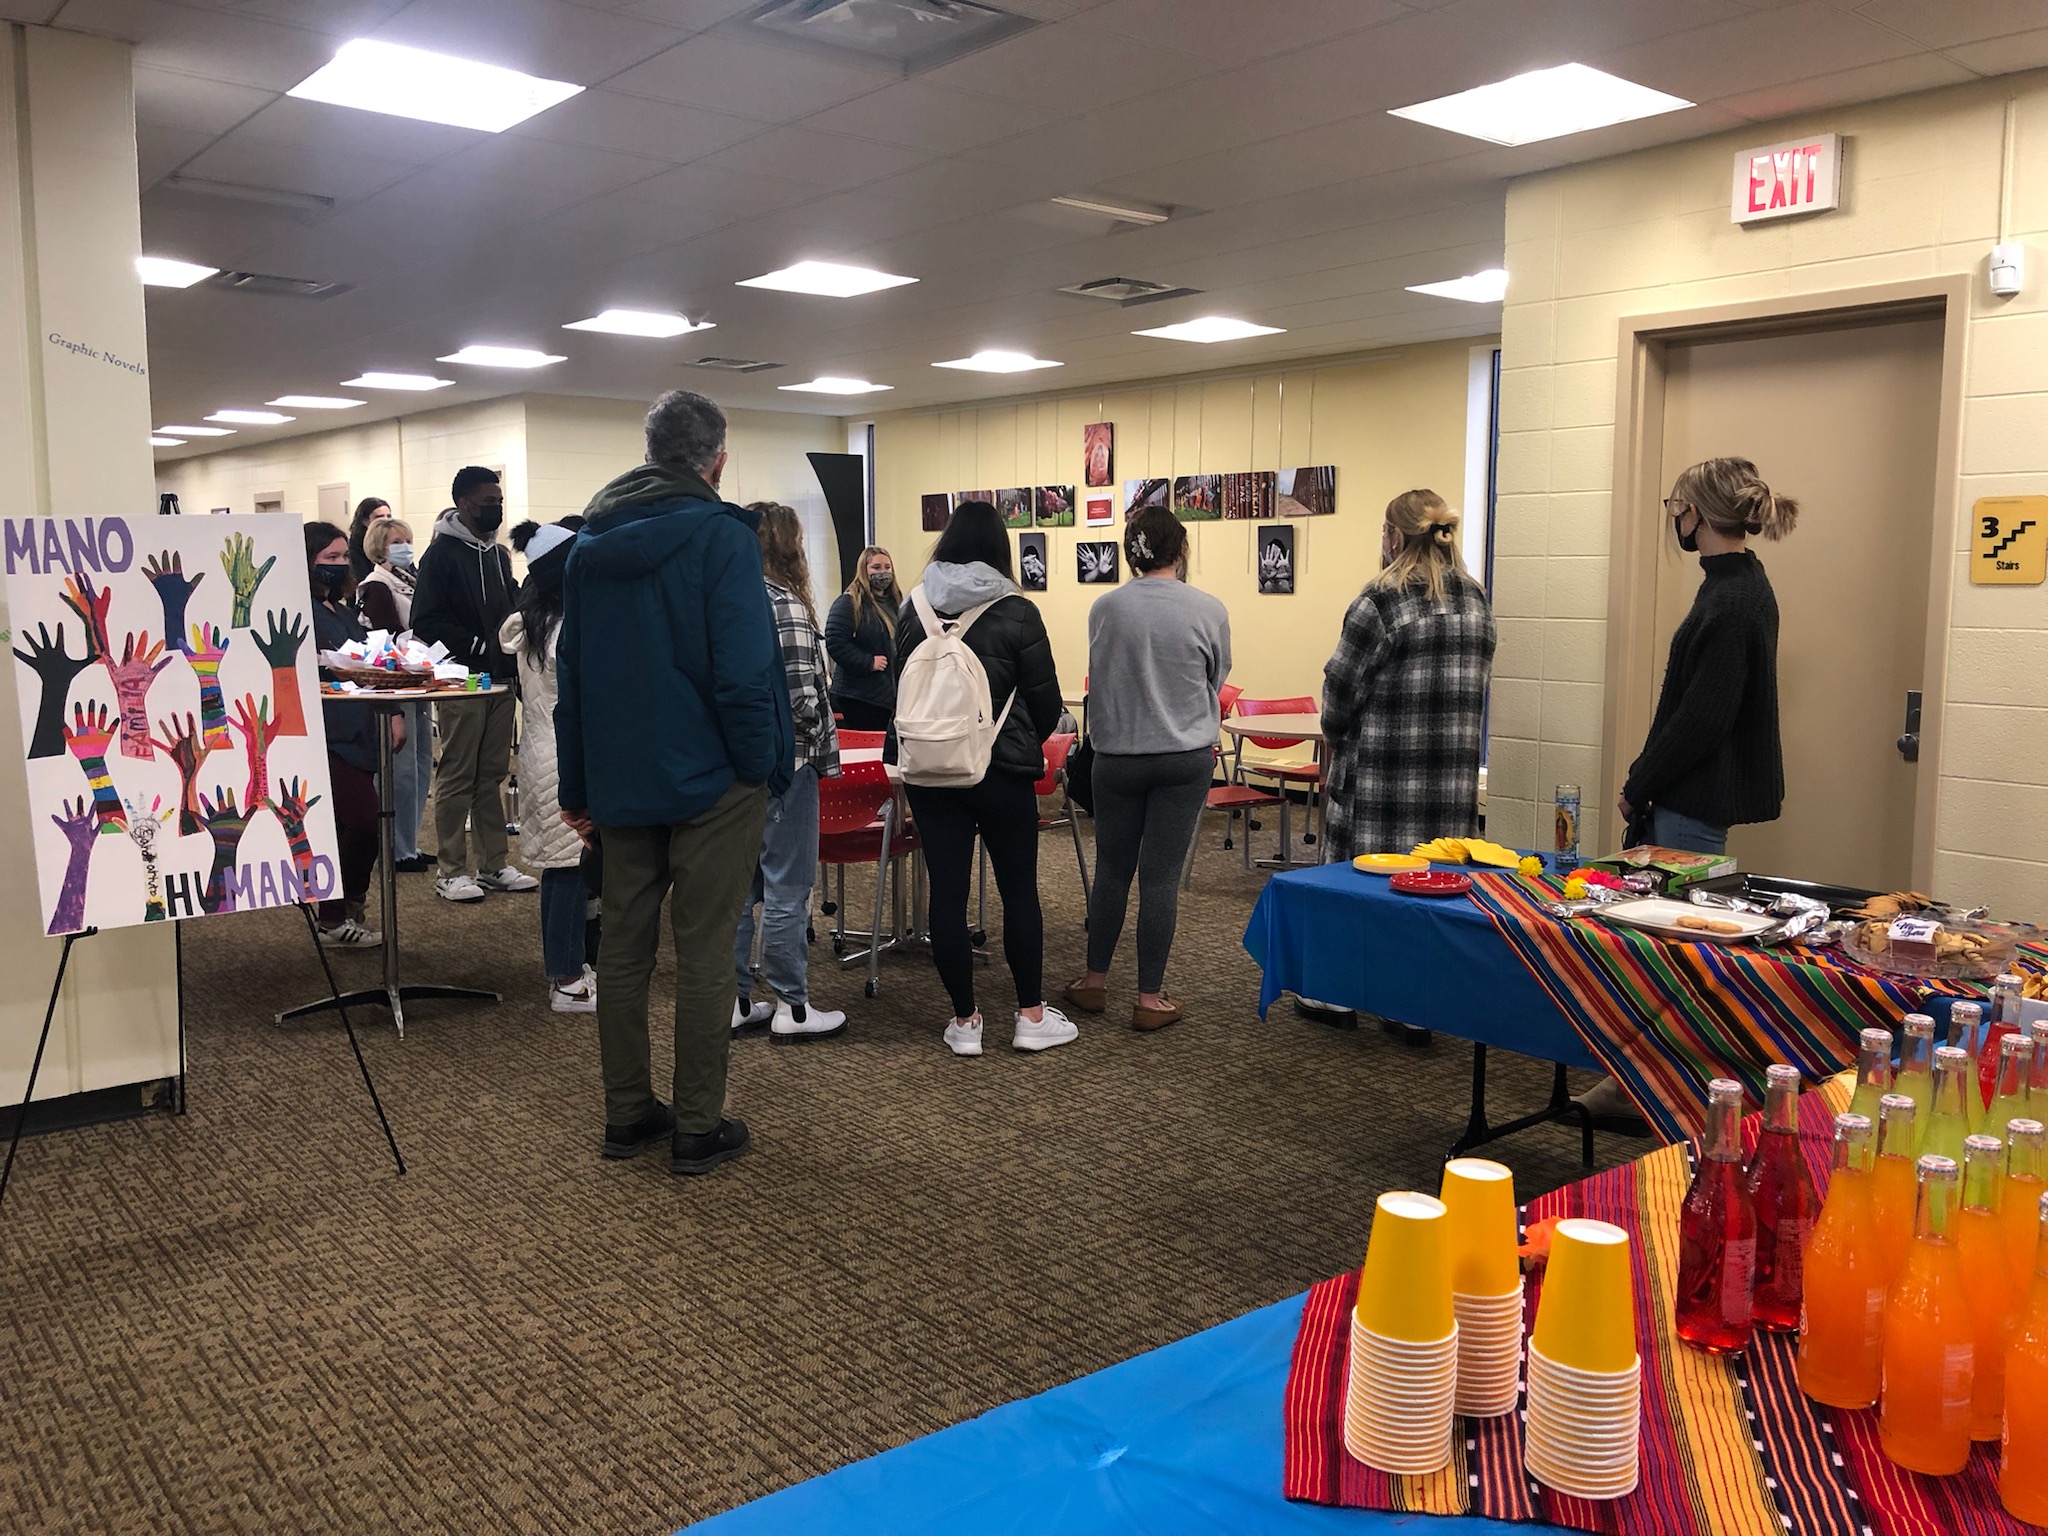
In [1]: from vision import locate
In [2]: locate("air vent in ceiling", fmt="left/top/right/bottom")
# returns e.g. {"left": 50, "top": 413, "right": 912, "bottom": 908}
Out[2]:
{"left": 691, "top": 356, "right": 785, "bottom": 374}
{"left": 207, "top": 270, "right": 354, "bottom": 301}
{"left": 1056, "top": 276, "right": 1203, "bottom": 307}
{"left": 740, "top": 0, "right": 1035, "bottom": 74}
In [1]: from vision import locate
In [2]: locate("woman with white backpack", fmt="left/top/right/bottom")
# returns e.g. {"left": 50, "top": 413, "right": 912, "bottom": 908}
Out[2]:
{"left": 890, "top": 500, "right": 1072, "bottom": 1058}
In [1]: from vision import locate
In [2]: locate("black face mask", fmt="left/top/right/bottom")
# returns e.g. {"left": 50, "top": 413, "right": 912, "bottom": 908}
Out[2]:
{"left": 867, "top": 573, "right": 893, "bottom": 596}
{"left": 1675, "top": 509, "right": 1701, "bottom": 554}
{"left": 312, "top": 563, "right": 349, "bottom": 595}
{"left": 474, "top": 505, "right": 504, "bottom": 535}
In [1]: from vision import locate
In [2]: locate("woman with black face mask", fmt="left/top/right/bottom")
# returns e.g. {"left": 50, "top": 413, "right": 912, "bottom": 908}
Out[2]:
{"left": 824, "top": 544, "right": 901, "bottom": 732}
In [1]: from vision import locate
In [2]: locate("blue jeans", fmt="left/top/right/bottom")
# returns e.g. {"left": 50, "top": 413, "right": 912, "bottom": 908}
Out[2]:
{"left": 1650, "top": 805, "right": 1728, "bottom": 856}
{"left": 540, "top": 866, "right": 588, "bottom": 981}
{"left": 733, "top": 764, "right": 820, "bottom": 1007}
{"left": 391, "top": 701, "right": 432, "bottom": 860}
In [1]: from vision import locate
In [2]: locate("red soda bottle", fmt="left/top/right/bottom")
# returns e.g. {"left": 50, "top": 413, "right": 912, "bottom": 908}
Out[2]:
{"left": 1746, "top": 1064, "right": 1817, "bottom": 1331}
{"left": 1678, "top": 1078, "right": 1757, "bottom": 1353}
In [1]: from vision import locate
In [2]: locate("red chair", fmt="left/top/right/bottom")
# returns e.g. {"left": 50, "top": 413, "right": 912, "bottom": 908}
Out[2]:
{"left": 977, "top": 732, "right": 1091, "bottom": 936}
{"left": 1231, "top": 695, "right": 1323, "bottom": 863}
{"left": 1197, "top": 683, "right": 1281, "bottom": 871}
{"left": 838, "top": 728, "right": 886, "bottom": 753}
{"left": 818, "top": 760, "right": 919, "bottom": 997}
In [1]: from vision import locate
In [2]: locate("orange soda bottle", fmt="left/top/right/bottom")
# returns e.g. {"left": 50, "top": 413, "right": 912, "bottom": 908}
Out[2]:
{"left": 1798, "top": 1112, "right": 1883, "bottom": 1408}
{"left": 1898, "top": 1015, "right": 1936, "bottom": 1146}
{"left": 1960, "top": 1134, "right": 2015, "bottom": 1441}
{"left": 2005, "top": 1118, "right": 2047, "bottom": 1292}
{"left": 1846, "top": 1027, "right": 1893, "bottom": 1134}
{"left": 1746, "top": 1065, "right": 1816, "bottom": 1332}
{"left": 1873, "top": 1094, "right": 1920, "bottom": 1288}
{"left": 1880, "top": 1154, "right": 1974, "bottom": 1475}
{"left": 1925, "top": 1046, "right": 1975, "bottom": 1168}
{"left": 2001, "top": 1189, "right": 2048, "bottom": 1523}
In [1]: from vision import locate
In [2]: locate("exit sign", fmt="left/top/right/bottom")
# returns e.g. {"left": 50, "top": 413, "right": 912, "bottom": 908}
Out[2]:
{"left": 1731, "top": 133, "right": 1841, "bottom": 225}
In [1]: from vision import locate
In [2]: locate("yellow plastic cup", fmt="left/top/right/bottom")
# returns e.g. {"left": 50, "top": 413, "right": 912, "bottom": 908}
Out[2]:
{"left": 1529, "top": 1218, "right": 1637, "bottom": 1373}
{"left": 1440, "top": 1158, "right": 1521, "bottom": 1297}
{"left": 1354, "top": 1191, "right": 1454, "bottom": 1343}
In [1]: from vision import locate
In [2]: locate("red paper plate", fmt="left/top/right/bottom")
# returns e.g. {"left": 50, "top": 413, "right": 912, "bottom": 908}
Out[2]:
{"left": 1390, "top": 870, "right": 1473, "bottom": 898}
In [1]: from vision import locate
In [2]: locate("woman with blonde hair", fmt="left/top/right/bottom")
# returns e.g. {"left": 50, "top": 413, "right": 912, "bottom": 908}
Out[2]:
{"left": 357, "top": 515, "right": 433, "bottom": 871}
{"left": 825, "top": 544, "right": 901, "bottom": 732}
{"left": 1619, "top": 456, "right": 1799, "bottom": 854}
{"left": 1320, "top": 488, "right": 1495, "bottom": 861}
{"left": 732, "top": 502, "right": 843, "bottom": 1042}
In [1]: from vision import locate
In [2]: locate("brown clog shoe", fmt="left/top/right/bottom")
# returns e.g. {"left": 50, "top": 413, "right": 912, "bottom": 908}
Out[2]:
{"left": 1062, "top": 978, "right": 1108, "bottom": 1014}
{"left": 1132, "top": 997, "right": 1183, "bottom": 1032}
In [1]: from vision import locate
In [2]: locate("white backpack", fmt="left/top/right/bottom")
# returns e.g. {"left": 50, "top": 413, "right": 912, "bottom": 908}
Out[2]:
{"left": 894, "top": 584, "right": 1015, "bottom": 787}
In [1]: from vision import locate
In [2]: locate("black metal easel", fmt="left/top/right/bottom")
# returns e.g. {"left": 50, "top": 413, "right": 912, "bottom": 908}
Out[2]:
{"left": 0, "top": 926, "right": 95, "bottom": 1213}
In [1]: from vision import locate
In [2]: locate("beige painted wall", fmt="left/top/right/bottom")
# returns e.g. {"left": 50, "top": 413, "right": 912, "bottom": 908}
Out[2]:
{"left": 1494, "top": 71, "right": 2048, "bottom": 921}
{"left": 871, "top": 342, "right": 1486, "bottom": 703}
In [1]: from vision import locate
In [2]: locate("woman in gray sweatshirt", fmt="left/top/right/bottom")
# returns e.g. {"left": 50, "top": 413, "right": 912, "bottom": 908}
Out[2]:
{"left": 1063, "top": 506, "right": 1231, "bottom": 1031}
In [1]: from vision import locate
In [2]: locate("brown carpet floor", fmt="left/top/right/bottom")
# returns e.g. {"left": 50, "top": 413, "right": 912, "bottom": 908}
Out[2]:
{"left": 0, "top": 822, "right": 1629, "bottom": 1536}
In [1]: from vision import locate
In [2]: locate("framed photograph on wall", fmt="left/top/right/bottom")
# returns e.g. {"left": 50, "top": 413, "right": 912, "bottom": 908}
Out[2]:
{"left": 1034, "top": 484, "right": 1075, "bottom": 527}
{"left": 1257, "top": 523, "right": 1295, "bottom": 594}
{"left": 1085, "top": 496, "right": 1113, "bottom": 527}
{"left": 1083, "top": 422, "right": 1113, "bottom": 488}
{"left": 921, "top": 493, "right": 953, "bottom": 532}
{"left": 1124, "top": 478, "right": 1169, "bottom": 514}
{"left": 993, "top": 488, "right": 1033, "bottom": 529}
{"left": 955, "top": 488, "right": 994, "bottom": 508}
{"left": 1018, "top": 531, "right": 1048, "bottom": 591}
{"left": 1077, "top": 541, "right": 1119, "bottom": 584}
{"left": 1275, "top": 466, "right": 1336, "bottom": 516}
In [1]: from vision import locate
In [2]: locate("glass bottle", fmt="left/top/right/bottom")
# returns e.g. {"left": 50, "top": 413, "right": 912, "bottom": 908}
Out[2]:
{"left": 1879, "top": 1154, "right": 1973, "bottom": 1476}
{"left": 1847, "top": 1027, "right": 1894, "bottom": 1129}
{"left": 1989, "top": 1033, "right": 2034, "bottom": 1150}
{"left": 1746, "top": 1064, "right": 1815, "bottom": 1332}
{"left": 1926, "top": 1046, "right": 1976, "bottom": 1168}
{"left": 1951, "top": 1002, "right": 1984, "bottom": 1128}
{"left": 2008, "top": 1119, "right": 2048, "bottom": 1293}
{"left": 1898, "top": 1014, "right": 1936, "bottom": 1145}
{"left": 1995, "top": 973, "right": 2025, "bottom": 1027}
{"left": 2002, "top": 1190, "right": 2048, "bottom": 1524}
{"left": 1874, "top": 1093, "right": 1921, "bottom": 1289}
{"left": 1676, "top": 1078, "right": 1757, "bottom": 1354}
{"left": 1798, "top": 1112, "right": 1883, "bottom": 1408}
{"left": 1554, "top": 783, "right": 1581, "bottom": 873}
{"left": 1960, "top": 1133, "right": 2015, "bottom": 1441}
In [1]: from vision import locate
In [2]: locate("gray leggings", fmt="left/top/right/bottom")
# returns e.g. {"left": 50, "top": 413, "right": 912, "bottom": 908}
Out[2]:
{"left": 1084, "top": 747, "right": 1215, "bottom": 992}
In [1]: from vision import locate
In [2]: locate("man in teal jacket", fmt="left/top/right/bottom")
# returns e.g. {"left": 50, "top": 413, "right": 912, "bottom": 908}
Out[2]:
{"left": 557, "top": 388, "right": 793, "bottom": 1176}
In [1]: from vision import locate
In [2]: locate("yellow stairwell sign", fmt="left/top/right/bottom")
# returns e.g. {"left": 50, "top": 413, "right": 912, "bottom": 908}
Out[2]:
{"left": 1972, "top": 495, "right": 2048, "bottom": 585}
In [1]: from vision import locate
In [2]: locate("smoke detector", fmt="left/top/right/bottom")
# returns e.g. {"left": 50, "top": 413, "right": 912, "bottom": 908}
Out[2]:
{"left": 1056, "top": 275, "right": 1202, "bottom": 307}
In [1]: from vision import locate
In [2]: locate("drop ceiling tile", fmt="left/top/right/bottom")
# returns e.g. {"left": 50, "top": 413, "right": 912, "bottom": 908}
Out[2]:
{"left": 1943, "top": 27, "right": 2048, "bottom": 76}
{"left": 859, "top": 154, "right": 1071, "bottom": 222}
{"left": 225, "top": 96, "right": 482, "bottom": 165}
{"left": 439, "top": 132, "right": 674, "bottom": 194}
{"left": 919, "top": 18, "right": 1218, "bottom": 107}
{"left": 1099, "top": 111, "right": 1474, "bottom": 211}
{"left": 0, "top": 2, "right": 63, "bottom": 19}
{"left": 131, "top": 65, "right": 277, "bottom": 135}
{"left": 616, "top": 161, "right": 822, "bottom": 225}
{"left": 177, "top": 130, "right": 423, "bottom": 205}
{"left": 604, "top": 0, "right": 759, "bottom": 27}
{"left": 134, "top": 124, "right": 215, "bottom": 190}
{"left": 350, "top": 163, "right": 608, "bottom": 232}
{"left": 49, "top": 0, "right": 337, "bottom": 89}
{"left": 1081, "top": 0, "right": 1406, "bottom": 59}
{"left": 1712, "top": 50, "right": 1976, "bottom": 119}
{"left": 507, "top": 88, "right": 760, "bottom": 161}
{"left": 1597, "top": 0, "right": 1922, "bottom": 103}
{"left": 609, "top": 34, "right": 896, "bottom": 121}
{"left": 212, "top": 0, "right": 408, "bottom": 28}
{"left": 692, "top": 126, "right": 935, "bottom": 190}
{"left": 369, "top": 0, "right": 689, "bottom": 84}
{"left": 1432, "top": 0, "right": 1756, "bottom": 56}
{"left": 800, "top": 80, "right": 1071, "bottom": 151}
{"left": 1850, "top": 0, "right": 2048, "bottom": 49}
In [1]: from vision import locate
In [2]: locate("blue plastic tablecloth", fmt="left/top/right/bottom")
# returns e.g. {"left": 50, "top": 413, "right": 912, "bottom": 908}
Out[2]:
{"left": 683, "top": 1292, "right": 1524, "bottom": 1536}
{"left": 1242, "top": 864, "right": 1599, "bottom": 1071}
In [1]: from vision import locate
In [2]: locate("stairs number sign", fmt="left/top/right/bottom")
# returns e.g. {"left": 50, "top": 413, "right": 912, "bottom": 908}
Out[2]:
{"left": 1972, "top": 496, "right": 2048, "bottom": 586}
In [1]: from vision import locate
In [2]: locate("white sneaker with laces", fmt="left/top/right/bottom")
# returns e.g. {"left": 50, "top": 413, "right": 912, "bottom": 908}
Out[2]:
{"left": 550, "top": 973, "right": 597, "bottom": 1013}
{"left": 731, "top": 997, "right": 775, "bottom": 1034}
{"left": 437, "top": 874, "right": 486, "bottom": 904}
{"left": 318, "top": 917, "right": 382, "bottom": 947}
{"left": 771, "top": 1001, "right": 847, "bottom": 1042}
{"left": 479, "top": 865, "right": 540, "bottom": 892}
{"left": 1013, "top": 1005, "right": 1079, "bottom": 1052}
{"left": 943, "top": 1015, "right": 984, "bottom": 1057}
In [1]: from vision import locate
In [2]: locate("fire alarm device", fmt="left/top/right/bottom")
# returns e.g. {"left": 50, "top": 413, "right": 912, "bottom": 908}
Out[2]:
{"left": 1991, "top": 242, "right": 2026, "bottom": 298}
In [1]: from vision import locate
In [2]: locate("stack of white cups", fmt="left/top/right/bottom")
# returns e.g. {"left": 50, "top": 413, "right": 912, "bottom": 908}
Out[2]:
{"left": 1343, "top": 1191, "right": 1459, "bottom": 1475}
{"left": 1441, "top": 1159, "right": 1525, "bottom": 1418}
{"left": 1522, "top": 1218, "right": 1641, "bottom": 1499}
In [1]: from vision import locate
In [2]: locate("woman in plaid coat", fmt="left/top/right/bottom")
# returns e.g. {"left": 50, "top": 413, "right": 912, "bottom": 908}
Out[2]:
{"left": 1320, "top": 489, "right": 1495, "bottom": 860}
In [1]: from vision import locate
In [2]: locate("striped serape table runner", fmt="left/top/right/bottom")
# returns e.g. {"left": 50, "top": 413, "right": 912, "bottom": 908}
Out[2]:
{"left": 1283, "top": 1076, "right": 2039, "bottom": 1535}
{"left": 1464, "top": 872, "right": 2048, "bottom": 1143}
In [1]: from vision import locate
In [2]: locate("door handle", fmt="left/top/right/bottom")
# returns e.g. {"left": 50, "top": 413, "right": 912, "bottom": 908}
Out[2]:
{"left": 1896, "top": 690, "right": 1922, "bottom": 763}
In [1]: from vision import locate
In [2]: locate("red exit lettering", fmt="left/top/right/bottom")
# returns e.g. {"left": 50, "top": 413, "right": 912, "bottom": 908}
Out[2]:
{"left": 1748, "top": 144, "right": 1824, "bottom": 214}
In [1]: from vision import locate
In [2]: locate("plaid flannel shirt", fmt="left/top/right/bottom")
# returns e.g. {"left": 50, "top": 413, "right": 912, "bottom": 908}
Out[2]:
{"left": 766, "top": 580, "right": 840, "bottom": 777}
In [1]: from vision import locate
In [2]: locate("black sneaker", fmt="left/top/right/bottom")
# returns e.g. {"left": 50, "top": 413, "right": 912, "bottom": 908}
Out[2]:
{"left": 671, "top": 1116, "right": 750, "bottom": 1176}
{"left": 393, "top": 854, "right": 433, "bottom": 873}
{"left": 601, "top": 1101, "right": 676, "bottom": 1159}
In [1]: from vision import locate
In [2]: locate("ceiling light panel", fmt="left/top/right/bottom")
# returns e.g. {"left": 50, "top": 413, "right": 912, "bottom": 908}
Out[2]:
{"left": 738, "top": 261, "right": 916, "bottom": 297}
{"left": 149, "top": 436, "right": 185, "bottom": 447}
{"left": 778, "top": 377, "right": 893, "bottom": 395}
{"left": 563, "top": 309, "right": 714, "bottom": 338}
{"left": 207, "top": 409, "right": 295, "bottom": 425}
{"left": 343, "top": 372, "right": 454, "bottom": 391}
{"left": 1390, "top": 63, "right": 1691, "bottom": 147}
{"left": 438, "top": 345, "right": 567, "bottom": 369}
{"left": 287, "top": 40, "right": 584, "bottom": 133}
{"left": 932, "top": 350, "right": 1063, "bottom": 374}
{"left": 1406, "top": 269, "right": 1510, "bottom": 303}
{"left": 1132, "top": 316, "right": 1285, "bottom": 344}
{"left": 1050, "top": 194, "right": 1170, "bottom": 225}
{"left": 269, "top": 395, "right": 366, "bottom": 409}
{"left": 136, "top": 256, "right": 218, "bottom": 288}
{"left": 156, "top": 425, "right": 235, "bottom": 437}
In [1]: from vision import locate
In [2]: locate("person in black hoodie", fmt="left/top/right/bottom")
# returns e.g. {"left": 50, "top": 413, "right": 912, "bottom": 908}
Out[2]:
{"left": 891, "top": 501, "right": 1071, "bottom": 1060}
{"left": 409, "top": 465, "right": 537, "bottom": 903}
{"left": 824, "top": 545, "right": 900, "bottom": 731}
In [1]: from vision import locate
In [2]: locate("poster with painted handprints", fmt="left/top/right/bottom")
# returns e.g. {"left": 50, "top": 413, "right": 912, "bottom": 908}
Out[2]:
{"left": 4, "top": 513, "right": 338, "bottom": 935}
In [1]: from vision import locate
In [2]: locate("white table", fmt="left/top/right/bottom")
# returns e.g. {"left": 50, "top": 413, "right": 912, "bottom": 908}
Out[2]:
{"left": 1219, "top": 713, "right": 1324, "bottom": 867}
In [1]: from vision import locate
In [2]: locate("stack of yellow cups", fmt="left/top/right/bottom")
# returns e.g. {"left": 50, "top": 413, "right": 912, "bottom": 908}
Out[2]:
{"left": 1346, "top": 1191, "right": 1458, "bottom": 1475}
{"left": 1440, "top": 1158, "right": 1525, "bottom": 1417}
{"left": 1524, "top": 1218, "right": 1641, "bottom": 1499}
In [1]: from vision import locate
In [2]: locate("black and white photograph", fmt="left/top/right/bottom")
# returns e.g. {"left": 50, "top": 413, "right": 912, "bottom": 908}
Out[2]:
{"left": 1257, "top": 524, "right": 1295, "bottom": 594}
{"left": 1018, "top": 531, "right": 1047, "bottom": 590}
{"left": 1076, "top": 541, "right": 1119, "bottom": 584}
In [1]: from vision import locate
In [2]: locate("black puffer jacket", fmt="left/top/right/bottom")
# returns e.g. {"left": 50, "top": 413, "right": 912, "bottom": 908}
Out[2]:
{"left": 889, "top": 560, "right": 1064, "bottom": 781}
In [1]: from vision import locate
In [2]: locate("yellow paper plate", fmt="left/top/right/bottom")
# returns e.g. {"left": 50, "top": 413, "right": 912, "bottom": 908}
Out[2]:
{"left": 1465, "top": 841, "right": 1521, "bottom": 869}
{"left": 1354, "top": 853, "right": 1431, "bottom": 875}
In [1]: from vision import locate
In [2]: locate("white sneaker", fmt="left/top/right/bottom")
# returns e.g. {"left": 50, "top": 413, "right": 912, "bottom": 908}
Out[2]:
{"left": 771, "top": 1001, "right": 847, "bottom": 1042}
{"left": 550, "top": 974, "right": 597, "bottom": 1013}
{"left": 731, "top": 997, "right": 775, "bottom": 1034}
{"left": 318, "top": 917, "right": 382, "bottom": 947}
{"left": 437, "top": 874, "right": 486, "bottom": 903}
{"left": 943, "top": 1015, "right": 984, "bottom": 1057}
{"left": 1013, "top": 1005, "right": 1079, "bottom": 1052}
{"left": 478, "top": 865, "right": 539, "bottom": 892}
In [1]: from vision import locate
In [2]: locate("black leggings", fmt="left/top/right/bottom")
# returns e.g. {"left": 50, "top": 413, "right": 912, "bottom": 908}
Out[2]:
{"left": 319, "top": 755, "right": 380, "bottom": 924}
{"left": 906, "top": 772, "right": 1042, "bottom": 1019}
{"left": 833, "top": 696, "right": 892, "bottom": 733}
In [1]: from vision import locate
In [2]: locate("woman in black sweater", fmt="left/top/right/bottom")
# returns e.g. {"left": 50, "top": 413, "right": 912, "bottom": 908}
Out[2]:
{"left": 1619, "top": 457, "right": 1800, "bottom": 854}
{"left": 825, "top": 546, "right": 901, "bottom": 731}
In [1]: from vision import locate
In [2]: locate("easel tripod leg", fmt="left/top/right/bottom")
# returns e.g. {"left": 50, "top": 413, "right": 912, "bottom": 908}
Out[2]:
{"left": 0, "top": 927, "right": 91, "bottom": 1216}
{"left": 299, "top": 904, "right": 406, "bottom": 1176}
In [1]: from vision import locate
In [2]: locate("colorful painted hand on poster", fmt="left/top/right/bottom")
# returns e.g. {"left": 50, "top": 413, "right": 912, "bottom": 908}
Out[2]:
{"left": 5, "top": 514, "right": 338, "bottom": 935}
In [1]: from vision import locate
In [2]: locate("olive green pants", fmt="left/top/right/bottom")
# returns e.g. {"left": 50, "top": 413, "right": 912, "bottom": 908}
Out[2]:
{"left": 596, "top": 781, "right": 769, "bottom": 1133}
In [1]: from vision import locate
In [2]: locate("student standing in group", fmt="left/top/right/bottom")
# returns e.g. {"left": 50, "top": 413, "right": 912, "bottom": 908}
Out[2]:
{"left": 409, "top": 465, "right": 538, "bottom": 903}
{"left": 892, "top": 501, "right": 1072, "bottom": 1059}
{"left": 346, "top": 496, "right": 390, "bottom": 582}
{"left": 305, "top": 522, "right": 396, "bottom": 947}
{"left": 357, "top": 516, "right": 433, "bottom": 872}
{"left": 1063, "top": 507, "right": 1229, "bottom": 1032}
{"left": 501, "top": 518, "right": 597, "bottom": 1014}
{"left": 824, "top": 546, "right": 900, "bottom": 732}
{"left": 557, "top": 389, "right": 792, "bottom": 1176}
{"left": 732, "top": 502, "right": 844, "bottom": 1043}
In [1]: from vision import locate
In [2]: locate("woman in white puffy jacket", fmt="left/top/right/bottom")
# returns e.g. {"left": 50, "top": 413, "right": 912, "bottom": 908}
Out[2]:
{"left": 500, "top": 518, "right": 595, "bottom": 1014}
